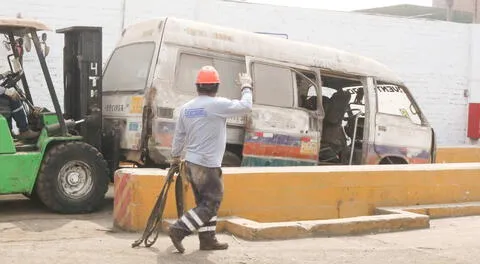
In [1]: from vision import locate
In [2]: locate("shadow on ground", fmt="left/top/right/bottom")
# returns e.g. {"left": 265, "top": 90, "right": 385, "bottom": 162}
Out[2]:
{"left": 0, "top": 186, "right": 114, "bottom": 233}
{"left": 146, "top": 246, "right": 216, "bottom": 264}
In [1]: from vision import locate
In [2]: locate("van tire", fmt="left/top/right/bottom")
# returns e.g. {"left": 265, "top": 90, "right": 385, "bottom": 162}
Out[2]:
{"left": 379, "top": 156, "right": 408, "bottom": 165}
{"left": 35, "top": 141, "right": 109, "bottom": 214}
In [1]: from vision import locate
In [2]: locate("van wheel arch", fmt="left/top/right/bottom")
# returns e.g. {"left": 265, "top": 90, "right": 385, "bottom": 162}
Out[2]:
{"left": 222, "top": 144, "right": 243, "bottom": 167}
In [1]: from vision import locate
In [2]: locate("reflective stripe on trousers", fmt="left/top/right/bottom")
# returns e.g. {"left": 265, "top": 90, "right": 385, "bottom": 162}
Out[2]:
{"left": 170, "top": 161, "right": 223, "bottom": 235}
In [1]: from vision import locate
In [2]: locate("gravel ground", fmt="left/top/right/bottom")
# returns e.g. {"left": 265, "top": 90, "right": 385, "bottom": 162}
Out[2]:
{"left": 0, "top": 193, "right": 479, "bottom": 264}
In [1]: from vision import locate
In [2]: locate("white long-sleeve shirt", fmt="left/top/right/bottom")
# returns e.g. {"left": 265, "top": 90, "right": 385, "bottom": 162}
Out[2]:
{"left": 171, "top": 88, "right": 253, "bottom": 168}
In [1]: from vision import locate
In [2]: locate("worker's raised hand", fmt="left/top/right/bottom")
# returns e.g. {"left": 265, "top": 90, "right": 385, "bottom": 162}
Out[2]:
{"left": 4, "top": 88, "right": 21, "bottom": 101}
{"left": 238, "top": 73, "right": 252, "bottom": 91}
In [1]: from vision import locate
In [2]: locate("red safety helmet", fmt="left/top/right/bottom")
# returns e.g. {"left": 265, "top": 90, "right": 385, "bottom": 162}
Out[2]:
{"left": 196, "top": 66, "right": 220, "bottom": 84}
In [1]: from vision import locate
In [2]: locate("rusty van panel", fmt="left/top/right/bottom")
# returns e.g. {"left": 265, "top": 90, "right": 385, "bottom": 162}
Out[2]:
{"left": 372, "top": 114, "right": 432, "bottom": 164}
{"left": 241, "top": 105, "right": 321, "bottom": 166}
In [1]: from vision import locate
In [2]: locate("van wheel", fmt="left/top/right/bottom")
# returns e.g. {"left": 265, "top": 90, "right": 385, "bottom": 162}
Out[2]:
{"left": 379, "top": 156, "right": 408, "bottom": 165}
{"left": 222, "top": 151, "right": 242, "bottom": 167}
{"left": 35, "top": 141, "right": 109, "bottom": 214}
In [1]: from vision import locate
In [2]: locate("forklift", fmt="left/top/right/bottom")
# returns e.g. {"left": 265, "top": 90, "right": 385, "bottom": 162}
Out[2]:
{"left": 0, "top": 18, "right": 109, "bottom": 214}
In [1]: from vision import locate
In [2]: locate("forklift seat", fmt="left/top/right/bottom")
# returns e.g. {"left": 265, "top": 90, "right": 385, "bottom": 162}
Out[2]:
{"left": 319, "top": 90, "right": 351, "bottom": 161}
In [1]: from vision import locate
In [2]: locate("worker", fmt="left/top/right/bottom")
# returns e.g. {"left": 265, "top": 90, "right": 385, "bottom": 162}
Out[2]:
{"left": 168, "top": 65, "right": 253, "bottom": 253}
{"left": 0, "top": 72, "right": 39, "bottom": 139}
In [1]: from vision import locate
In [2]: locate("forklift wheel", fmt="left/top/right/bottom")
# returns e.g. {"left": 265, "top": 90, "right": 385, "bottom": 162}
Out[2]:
{"left": 35, "top": 141, "right": 109, "bottom": 214}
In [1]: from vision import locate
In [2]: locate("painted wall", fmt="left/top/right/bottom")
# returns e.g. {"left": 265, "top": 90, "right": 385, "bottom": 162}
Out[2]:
{"left": 0, "top": 0, "right": 479, "bottom": 145}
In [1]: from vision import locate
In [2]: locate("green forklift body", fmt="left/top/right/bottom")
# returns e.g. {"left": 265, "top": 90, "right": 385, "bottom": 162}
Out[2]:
{"left": 0, "top": 114, "right": 82, "bottom": 195}
{"left": 0, "top": 116, "right": 15, "bottom": 154}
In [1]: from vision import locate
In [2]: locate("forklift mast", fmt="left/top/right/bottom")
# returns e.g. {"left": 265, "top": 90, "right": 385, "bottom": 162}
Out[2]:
{"left": 56, "top": 27, "right": 103, "bottom": 151}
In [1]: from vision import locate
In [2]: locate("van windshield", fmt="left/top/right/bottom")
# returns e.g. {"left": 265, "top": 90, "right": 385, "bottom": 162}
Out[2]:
{"left": 103, "top": 42, "right": 155, "bottom": 92}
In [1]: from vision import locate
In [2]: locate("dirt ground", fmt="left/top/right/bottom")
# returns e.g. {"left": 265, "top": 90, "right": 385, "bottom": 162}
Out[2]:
{"left": 1, "top": 189, "right": 480, "bottom": 264}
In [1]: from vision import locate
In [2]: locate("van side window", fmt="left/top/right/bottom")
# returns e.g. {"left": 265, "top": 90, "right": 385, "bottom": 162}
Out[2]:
{"left": 375, "top": 82, "right": 422, "bottom": 125}
{"left": 296, "top": 71, "right": 318, "bottom": 111}
{"left": 175, "top": 53, "right": 245, "bottom": 98}
{"left": 214, "top": 59, "right": 246, "bottom": 99}
{"left": 251, "top": 62, "right": 294, "bottom": 107}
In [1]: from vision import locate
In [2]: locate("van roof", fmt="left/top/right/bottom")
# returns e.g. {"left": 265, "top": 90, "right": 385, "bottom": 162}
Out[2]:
{"left": 121, "top": 17, "right": 404, "bottom": 85}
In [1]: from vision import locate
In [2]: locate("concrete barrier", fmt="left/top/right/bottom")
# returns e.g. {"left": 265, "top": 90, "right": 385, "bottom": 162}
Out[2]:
{"left": 113, "top": 163, "right": 480, "bottom": 239}
{"left": 436, "top": 146, "right": 480, "bottom": 163}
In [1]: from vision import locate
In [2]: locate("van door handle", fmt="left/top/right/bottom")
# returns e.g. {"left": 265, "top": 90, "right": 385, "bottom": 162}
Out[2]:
{"left": 378, "top": 126, "right": 387, "bottom": 132}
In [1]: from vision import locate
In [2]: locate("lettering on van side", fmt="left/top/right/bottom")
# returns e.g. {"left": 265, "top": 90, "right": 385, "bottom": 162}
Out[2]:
{"left": 105, "top": 104, "right": 125, "bottom": 112}
{"left": 345, "top": 88, "right": 361, "bottom": 94}
{"left": 376, "top": 85, "right": 404, "bottom": 93}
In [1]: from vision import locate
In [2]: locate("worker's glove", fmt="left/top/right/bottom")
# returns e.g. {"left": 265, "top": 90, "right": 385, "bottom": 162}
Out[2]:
{"left": 4, "top": 88, "right": 21, "bottom": 101}
{"left": 238, "top": 73, "right": 253, "bottom": 92}
{"left": 32, "top": 106, "right": 46, "bottom": 117}
{"left": 170, "top": 156, "right": 182, "bottom": 170}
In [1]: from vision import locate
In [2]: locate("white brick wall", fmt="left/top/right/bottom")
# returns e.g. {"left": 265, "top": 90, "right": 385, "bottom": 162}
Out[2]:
{"left": 470, "top": 27, "right": 480, "bottom": 102}
{"left": 0, "top": 0, "right": 123, "bottom": 111}
{"left": 0, "top": 0, "right": 479, "bottom": 145}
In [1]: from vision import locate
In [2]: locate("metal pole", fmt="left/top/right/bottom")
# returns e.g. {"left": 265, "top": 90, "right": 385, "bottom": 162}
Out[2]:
{"left": 31, "top": 30, "right": 67, "bottom": 136}
{"left": 446, "top": 0, "right": 454, "bottom": 21}
{"left": 348, "top": 115, "right": 361, "bottom": 165}
{"left": 475, "top": 0, "right": 479, "bottom": 23}
{"left": 120, "top": 0, "right": 127, "bottom": 31}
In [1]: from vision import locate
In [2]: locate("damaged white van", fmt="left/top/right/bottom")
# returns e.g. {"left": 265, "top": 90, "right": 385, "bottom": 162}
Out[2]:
{"left": 101, "top": 17, "right": 436, "bottom": 168}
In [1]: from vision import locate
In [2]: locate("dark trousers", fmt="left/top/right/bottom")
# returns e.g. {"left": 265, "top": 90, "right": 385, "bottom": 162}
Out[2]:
{"left": 0, "top": 94, "right": 28, "bottom": 132}
{"left": 170, "top": 161, "right": 224, "bottom": 239}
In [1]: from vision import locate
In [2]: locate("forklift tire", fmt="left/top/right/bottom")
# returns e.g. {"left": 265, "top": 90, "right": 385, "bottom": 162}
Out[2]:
{"left": 35, "top": 141, "right": 109, "bottom": 214}
{"left": 23, "top": 189, "right": 42, "bottom": 204}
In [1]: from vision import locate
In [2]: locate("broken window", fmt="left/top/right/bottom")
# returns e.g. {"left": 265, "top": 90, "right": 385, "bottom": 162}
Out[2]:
{"left": 318, "top": 74, "right": 366, "bottom": 163}
{"left": 375, "top": 82, "right": 422, "bottom": 125}
{"left": 295, "top": 71, "right": 318, "bottom": 111}
{"left": 320, "top": 75, "right": 365, "bottom": 119}
{"left": 175, "top": 53, "right": 245, "bottom": 98}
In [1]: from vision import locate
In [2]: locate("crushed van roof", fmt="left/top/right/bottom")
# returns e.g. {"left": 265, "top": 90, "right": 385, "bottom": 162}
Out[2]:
{"left": 121, "top": 17, "right": 404, "bottom": 85}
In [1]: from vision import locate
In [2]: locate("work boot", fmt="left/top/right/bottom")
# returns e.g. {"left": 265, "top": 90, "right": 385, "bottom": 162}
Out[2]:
{"left": 17, "top": 129, "right": 40, "bottom": 140}
{"left": 168, "top": 227, "right": 187, "bottom": 253}
{"left": 199, "top": 232, "right": 229, "bottom": 251}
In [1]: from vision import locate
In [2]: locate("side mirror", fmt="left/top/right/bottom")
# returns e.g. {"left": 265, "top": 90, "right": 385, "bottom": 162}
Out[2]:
{"left": 23, "top": 34, "right": 32, "bottom": 52}
{"left": 41, "top": 33, "right": 47, "bottom": 42}
{"left": 11, "top": 57, "right": 23, "bottom": 72}
{"left": 42, "top": 44, "right": 50, "bottom": 57}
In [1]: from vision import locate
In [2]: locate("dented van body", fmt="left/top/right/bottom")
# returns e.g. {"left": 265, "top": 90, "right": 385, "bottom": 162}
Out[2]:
{"left": 101, "top": 17, "right": 436, "bottom": 168}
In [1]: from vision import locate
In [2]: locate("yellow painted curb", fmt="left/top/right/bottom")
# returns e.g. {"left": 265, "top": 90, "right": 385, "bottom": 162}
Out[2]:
{"left": 436, "top": 146, "right": 480, "bottom": 163}
{"left": 381, "top": 202, "right": 480, "bottom": 219}
{"left": 159, "top": 207, "right": 430, "bottom": 241}
{"left": 113, "top": 163, "right": 480, "bottom": 233}
{"left": 157, "top": 202, "right": 480, "bottom": 241}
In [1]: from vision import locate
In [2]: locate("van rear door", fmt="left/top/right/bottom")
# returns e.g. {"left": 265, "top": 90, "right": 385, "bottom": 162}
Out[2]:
{"left": 240, "top": 57, "right": 321, "bottom": 167}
